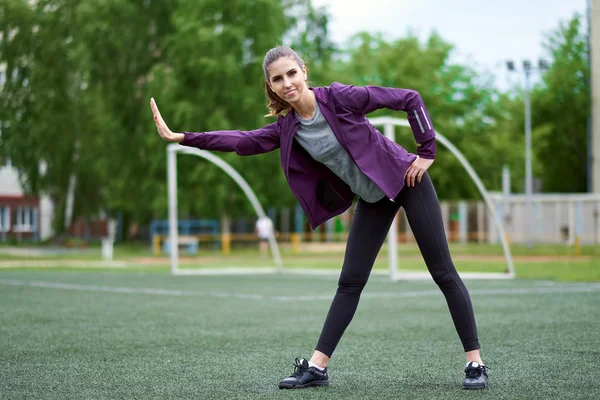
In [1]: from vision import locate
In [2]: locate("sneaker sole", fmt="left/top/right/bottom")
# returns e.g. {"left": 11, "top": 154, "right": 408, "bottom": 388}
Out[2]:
{"left": 462, "top": 383, "right": 487, "bottom": 390}
{"left": 279, "top": 380, "right": 329, "bottom": 389}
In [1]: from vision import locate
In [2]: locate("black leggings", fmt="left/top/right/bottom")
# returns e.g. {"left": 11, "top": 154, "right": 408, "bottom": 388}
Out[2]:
{"left": 315, "top": 173, "right": 480, "bottom": 357}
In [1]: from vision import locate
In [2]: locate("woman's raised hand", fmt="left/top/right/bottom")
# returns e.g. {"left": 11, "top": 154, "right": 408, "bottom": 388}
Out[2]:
{"left": 150, "top": 98, "right": 184, "bottom": 143}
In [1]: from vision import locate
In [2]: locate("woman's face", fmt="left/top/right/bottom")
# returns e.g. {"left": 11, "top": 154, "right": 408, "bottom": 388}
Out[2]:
{"left": 266, "top": 56, "right": 308, "bottom": 104}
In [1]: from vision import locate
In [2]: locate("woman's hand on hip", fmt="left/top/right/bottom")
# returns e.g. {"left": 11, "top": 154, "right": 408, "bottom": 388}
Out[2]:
{"left": 405, "top": 156, "right": 434, "bottom": 187}
{"left": 150, "top": 98, "right": 184, "bottom": 143}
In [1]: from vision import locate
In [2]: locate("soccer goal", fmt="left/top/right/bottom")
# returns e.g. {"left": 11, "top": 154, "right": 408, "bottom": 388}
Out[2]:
{"left": 370, "top": 117, "right": 515, "bottom": 281}
{"left": 166, "top": 144, "right": 283, "bottom": 276}
{"left": 166, "top": 118, "right": 515, "bottom": 281}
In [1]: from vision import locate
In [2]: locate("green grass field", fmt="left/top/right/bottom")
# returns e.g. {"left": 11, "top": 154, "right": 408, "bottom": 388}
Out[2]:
{"left": 1, "top": 265, "right": 600, "bottom": 399}
{"left": 1, "top": 242, "right": 600, "bottom": 281}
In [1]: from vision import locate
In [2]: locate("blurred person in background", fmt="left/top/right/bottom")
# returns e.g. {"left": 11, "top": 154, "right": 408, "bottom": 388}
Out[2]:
{"left": 150, "top": 45, "right": 488, "bottom": 391}
{"left": 255, "top": 216, "right": 273, "bottom": 258}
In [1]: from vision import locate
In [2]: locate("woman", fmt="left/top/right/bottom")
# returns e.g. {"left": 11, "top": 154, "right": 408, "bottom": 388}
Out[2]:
{"left": 150, "top": 45, "right": 488, "bottom": 390}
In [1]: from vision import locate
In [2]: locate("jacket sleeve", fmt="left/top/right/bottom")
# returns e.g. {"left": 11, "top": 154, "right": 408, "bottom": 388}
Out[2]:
{"left": 330, "top": 82, "right": 436, "bottom": 159}
{"left": 180, "top": 121, "right": 281, "bottom": 156}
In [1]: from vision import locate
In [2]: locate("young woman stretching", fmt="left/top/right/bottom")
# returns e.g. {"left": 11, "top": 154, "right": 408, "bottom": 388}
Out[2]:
{"left": 150, "top": 45, "right": 488, "bottom": 391}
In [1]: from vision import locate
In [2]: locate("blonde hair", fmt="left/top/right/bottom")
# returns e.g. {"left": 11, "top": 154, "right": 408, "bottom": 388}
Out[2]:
{"left": 262, "top": 46, "right": 306, "bottom": 117}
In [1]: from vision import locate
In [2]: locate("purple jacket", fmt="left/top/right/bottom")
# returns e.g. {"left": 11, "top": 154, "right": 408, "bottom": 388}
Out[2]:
{"left": 181, "top": 82, "right": 437, "bottom": 229}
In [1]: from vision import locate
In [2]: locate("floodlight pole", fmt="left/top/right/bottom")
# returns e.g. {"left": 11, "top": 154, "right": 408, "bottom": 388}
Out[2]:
{"left": 507, "top": 59, "right": 548, "bottom": 246}
{"left": 524, "top": 66, "right": 533, "bottom": 247}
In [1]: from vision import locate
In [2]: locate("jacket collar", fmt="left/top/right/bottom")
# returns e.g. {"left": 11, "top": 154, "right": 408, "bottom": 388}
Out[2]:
{"left": 312, "top": 86, "right": 330, "bottom": 107}
{"left": 280, "top": 86, "right": 330, "bottom": 127}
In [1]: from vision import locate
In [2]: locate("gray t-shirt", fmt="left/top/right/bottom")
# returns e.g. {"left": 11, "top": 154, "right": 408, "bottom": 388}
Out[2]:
{"left": 294, "top": 104, "right": 385, "bottom": 203}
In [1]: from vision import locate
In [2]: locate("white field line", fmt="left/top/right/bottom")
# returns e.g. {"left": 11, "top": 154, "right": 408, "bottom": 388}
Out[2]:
{"left": 0, "top": 261, "right": 130, "bottom": 268}
{"left": 1, "top": 279, "right": 600, "bottom": 302}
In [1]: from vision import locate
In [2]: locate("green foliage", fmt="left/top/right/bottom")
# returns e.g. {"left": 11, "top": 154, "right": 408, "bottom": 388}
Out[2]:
{"left": 1, "top": 0, "right": 104, "bottom": 232}
{"left": 0, "top": 2, "right": 590, "bottom": 237}
{"left": 1, "top": 0, "right": 329, "bottom": 232}
{"left": 534, "top": 13, "right": 589, "bottom": 192}
{"left": 149, "top": 0, "right": 290, "bottom": 220}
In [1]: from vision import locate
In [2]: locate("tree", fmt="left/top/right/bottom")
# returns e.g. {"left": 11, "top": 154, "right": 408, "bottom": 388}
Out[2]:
{"left": 0, "top": 0, "right": 104, "bottom": 234}
{"left": 73, "top": 0, "right": 178, "bottom": 236}
{"left": 148, "top": 0, "right": 334, "bottom": 223}
{"left": 1, "top": 0, "right": 336, "bottom": 237}
{"left": 532, "top": 13, "right": 589, "bottom": 192}
{"left": 12, "top": 1, "right": 585, "bottom": 237}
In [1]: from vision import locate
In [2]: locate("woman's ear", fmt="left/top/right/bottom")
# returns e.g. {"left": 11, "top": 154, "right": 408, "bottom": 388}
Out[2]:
{"left": 302, "top": 65, "right": 308, "bottom": 81}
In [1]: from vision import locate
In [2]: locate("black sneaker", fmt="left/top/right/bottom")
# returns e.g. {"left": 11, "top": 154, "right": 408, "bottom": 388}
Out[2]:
{"left": 462, "top": 361, "right": 488, "bottom": 390}
{"left": 278, "top": 358, "right": 329, "bottom": 389}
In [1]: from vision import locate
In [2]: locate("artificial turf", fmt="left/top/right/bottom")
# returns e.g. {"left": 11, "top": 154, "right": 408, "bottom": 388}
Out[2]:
{"left": 1, "top": 269, "right": 599, "bottom": 399}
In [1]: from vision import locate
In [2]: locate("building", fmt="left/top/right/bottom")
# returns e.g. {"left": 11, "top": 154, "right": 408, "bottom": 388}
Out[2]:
{"left": 0, "top": 60, "right": 54, "bottom": 242}
{"left": 0, "top": 158, "right": 54, "bottom": 243}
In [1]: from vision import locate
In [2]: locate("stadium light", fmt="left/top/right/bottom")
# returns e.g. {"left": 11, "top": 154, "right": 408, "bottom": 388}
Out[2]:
{"left": 506, "top": 58, "right": 549, "bottom": 246}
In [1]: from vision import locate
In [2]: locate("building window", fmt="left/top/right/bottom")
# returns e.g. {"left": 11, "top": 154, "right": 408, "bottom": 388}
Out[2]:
{"left": 14, "top": 206, "right": 36, "bottom": 232}
{"left": 0, "top": 206, "right": 10, "bottom": 232}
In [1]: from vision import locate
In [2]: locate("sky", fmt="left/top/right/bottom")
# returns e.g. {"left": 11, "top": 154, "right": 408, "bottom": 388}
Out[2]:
{"left": 311, "top": 0, "right": 589, "bottom": 89}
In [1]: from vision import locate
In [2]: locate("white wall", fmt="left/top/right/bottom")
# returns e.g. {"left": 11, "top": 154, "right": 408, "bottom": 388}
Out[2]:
{"left": 39, "top": 194, "right": 54, "bottom": 240}
{"left": 488, "top": 194, "right": 600, "bottom": 245}
{"left": 0, "top": 165, "right": 24, "bottom": 196}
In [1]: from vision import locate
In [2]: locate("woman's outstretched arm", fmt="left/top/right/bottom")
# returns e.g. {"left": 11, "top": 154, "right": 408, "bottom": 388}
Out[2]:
{"left": 150, "top": 98, "right": 281, "bottom": 155}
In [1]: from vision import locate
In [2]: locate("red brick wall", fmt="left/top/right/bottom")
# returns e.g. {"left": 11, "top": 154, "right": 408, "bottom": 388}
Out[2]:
{"left": 69, "top": 217, "right": 108, "bottom": 238}
{"left": 0, "top": 195, "right": 39, "bottom": 208}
